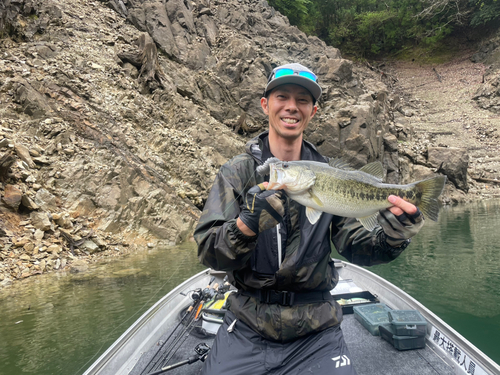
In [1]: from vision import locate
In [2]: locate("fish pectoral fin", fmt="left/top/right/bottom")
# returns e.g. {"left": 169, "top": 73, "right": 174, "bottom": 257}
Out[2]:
{"left": 308, "top": 190, "right": 324, "bottom": 207}
{"left": 306, "top": 207, "right": 323, "bottom": 224}
{"left": 357, "top": 212, "right": 380, "bottom": 231}
{"left": 359, "top": 162, "right": 384, "bottom": 181}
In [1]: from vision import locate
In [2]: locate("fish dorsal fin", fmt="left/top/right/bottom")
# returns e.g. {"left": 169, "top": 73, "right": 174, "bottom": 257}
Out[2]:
{"left": 357, "top": 212, "right": 380, "bottom": 231}
{"left": 328, "top": 158, "right": 355, "bottom": 171}
{"left": 359, "top": 162, "right": 384, "bottom": 181}
{"left": 306, "top": 207, "right": 323, "bottom": 224}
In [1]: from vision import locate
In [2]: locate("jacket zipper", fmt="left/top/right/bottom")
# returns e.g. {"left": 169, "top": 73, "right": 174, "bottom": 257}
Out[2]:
{"left": 277, "top": 223, "right": 282, "bottom": 268}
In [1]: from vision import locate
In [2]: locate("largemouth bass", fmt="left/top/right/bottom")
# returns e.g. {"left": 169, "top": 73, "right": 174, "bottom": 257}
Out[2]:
{"left": 257, "top": 157, "right": 447, "bottom": 231}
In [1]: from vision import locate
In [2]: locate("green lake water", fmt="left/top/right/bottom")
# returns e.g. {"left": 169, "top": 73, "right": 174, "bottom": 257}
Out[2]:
{"left": 1, "top": 200, "right": 499, "bottom": 375}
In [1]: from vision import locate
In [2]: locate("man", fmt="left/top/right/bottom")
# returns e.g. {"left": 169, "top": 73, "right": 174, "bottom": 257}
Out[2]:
{"left": 194, "top": 63, "right": 424, "bottom": 374}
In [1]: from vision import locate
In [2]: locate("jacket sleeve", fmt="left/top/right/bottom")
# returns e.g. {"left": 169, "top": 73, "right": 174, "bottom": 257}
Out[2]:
{"left": 194, "top": 161, "right": 258, "bottom": 271}
{"left": 330, "top": 216, "right": 408, "bottom": 266}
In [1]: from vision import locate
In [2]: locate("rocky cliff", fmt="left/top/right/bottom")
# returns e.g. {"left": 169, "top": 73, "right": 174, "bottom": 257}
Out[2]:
{"left": 0, "top": 0, "right": 470, "bottom": 287}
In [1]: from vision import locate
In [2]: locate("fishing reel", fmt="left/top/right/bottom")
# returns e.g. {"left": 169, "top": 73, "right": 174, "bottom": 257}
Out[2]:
{"left": 190, "top": 288, "right": 203, "bottom": 301}
{"left": 195, "top": 342, "right": 210, "bottom": 359}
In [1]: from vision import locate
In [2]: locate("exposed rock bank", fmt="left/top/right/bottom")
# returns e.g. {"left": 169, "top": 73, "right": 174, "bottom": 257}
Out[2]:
{"left": 385, "top": 54, "right": 500, "bottom": 202}
{"left": 0, "top": 0, "right": 487, "bottom": 287}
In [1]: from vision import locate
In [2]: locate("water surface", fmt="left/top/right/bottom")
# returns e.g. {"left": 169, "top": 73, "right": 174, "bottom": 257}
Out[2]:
{"left": 1, "top": 201, "right": 499, "bottom": 375}
{"left": 0, "top": 242, "right": 205, "bottom": 375}
{"left": 369, "top": 199, "right": 500, "bottom": 364}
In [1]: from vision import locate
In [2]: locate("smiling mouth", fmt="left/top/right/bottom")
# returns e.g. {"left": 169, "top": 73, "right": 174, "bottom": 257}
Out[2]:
{"left": 281, "top": 117, "right": 299, "bottom": 124}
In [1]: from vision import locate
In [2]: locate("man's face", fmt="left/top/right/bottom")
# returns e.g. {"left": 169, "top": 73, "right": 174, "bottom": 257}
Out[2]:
{"left": 261, "top": 84, "right": 317, "bottom": 141}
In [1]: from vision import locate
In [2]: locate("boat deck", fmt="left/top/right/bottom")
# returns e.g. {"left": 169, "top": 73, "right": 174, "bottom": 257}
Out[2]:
{"left": 129, "top": 311, "right": 454, "bottom": 375}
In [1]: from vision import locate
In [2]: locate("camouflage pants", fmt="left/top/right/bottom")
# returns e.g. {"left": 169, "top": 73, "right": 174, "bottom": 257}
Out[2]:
{"left": 202, "top": 310, "right": 357, "bottom": 375}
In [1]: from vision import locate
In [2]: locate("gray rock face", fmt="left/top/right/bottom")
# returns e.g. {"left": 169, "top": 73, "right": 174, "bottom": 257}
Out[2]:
{"left": 0, "top": 0, "right": 454, "bottom": 253}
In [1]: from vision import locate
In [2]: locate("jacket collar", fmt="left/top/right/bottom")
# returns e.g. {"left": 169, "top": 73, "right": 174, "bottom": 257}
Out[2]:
{"left": 245, "top": 131, "right": 327, "bottom": 164}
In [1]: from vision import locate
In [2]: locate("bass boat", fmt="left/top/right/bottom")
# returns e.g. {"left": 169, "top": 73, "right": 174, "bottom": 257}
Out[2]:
{"left": 83, "top": 260, "right": 500, "bottom": 375}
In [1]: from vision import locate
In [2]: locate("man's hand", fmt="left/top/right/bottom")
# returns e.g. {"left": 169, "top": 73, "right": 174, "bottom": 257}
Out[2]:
{"left": 237, "top": 183, "right": 285, "bottom": 237}
{"left": 378, "top": 195, "right": 425, "bottom": 247}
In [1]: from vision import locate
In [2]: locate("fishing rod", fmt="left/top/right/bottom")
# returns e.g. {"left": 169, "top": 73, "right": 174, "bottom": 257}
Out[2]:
{"left": 140, "top": 292, "right": 202, "bottom": 375}
{"left": 144, "top": 277, "right": 218, "bottom": 374}
{"left": 156, "top": 277, "right": 232, "bottom": 373}
{"left": 153, "top": 280, "right": 220, "bottom": 371}
{"left": 145, "top": 343, "right": 210, "bottom": 375}
{"left": 141, "top": 277, "right": 216, "bottom": 375}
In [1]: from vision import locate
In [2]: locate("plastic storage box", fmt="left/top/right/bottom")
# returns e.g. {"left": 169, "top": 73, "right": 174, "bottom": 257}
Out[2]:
{"left": 353, "top": 303, "right": 392, "bottom": 336}
{"left": 334, "top": 291, "right": 379, "bottom": 314}
{"left": 388, "top": 310, "right": 427, "bottom": 337}
{"left": 379, "top": 324, "right": 426, "bottom": 351}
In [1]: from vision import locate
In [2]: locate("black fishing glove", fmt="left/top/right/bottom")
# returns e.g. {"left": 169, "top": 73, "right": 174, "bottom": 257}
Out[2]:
{"left": 238, "top": 183, "right": 285, "bottom": 236}
{"left": 378, "top": 208, "right": 425, "bottom": 247}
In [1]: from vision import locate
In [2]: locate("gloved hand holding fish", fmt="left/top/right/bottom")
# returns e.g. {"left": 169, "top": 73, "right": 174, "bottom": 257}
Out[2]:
{"left": 257, "top": 157, "right": 446, "bottom": 232}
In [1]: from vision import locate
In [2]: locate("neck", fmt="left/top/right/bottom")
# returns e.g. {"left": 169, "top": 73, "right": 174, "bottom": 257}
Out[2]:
{"left": 268, "top": 131, "right": 303, "bottom": 161}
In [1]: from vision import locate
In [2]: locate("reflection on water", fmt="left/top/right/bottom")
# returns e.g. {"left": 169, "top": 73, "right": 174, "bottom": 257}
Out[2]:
{"left": 370, "top": 199, "right": 500, "bottom": 364}
{"left": 1, "top": 201, "right": 500, "bottom": 375}
{"left": 0, "top": 242, "right": 205, "bottom": 375}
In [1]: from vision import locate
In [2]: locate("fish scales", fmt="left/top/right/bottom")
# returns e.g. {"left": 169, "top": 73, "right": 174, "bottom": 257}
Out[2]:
{"left": 261, "top": 158, "right": 446, "bottom": 231}
{"left": 305, "top": 165, "right": 420, "bottom": 218}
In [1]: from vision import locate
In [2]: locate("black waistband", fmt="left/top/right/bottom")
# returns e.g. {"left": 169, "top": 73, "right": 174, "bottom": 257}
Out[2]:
{"left": 241, "top": 289, "right": 334, "bottom": 306}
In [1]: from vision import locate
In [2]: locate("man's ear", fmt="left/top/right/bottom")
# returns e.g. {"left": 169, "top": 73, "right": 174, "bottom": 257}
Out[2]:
{"left": 261, "top": 97, "right": 269, "bottom": 115}
{"left": 310, "top": 105, "right": 317, "bottom": 118}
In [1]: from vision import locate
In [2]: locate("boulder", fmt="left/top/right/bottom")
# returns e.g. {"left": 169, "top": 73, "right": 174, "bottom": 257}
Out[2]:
{"left": 14, "top": 143, "right": 36, "bottom": 168}
{"left": 80, "top": 240, "right": 99, "bottom": 254}
{"left": 143, "top": 2, "right": 179, "bottom": 58}
{"left": 12, "top": 78, "right": 52, "bottom": 118}
{"left": 70, "top": 260, "right": 89, "bottom": 274}
{"left": 30, "top": 212, "right": 52, "bottom": 231}
{"left": 427, "top": 147, "right": 468, "bottom": 192}
{"left": 2, "top": 184, "right": 23, "bottom": 210}
{"left": 21, "top": 194, "right": 39, "bottom": 210}
{"left": 34, "top": 189, "right": 57, "bottom": 211}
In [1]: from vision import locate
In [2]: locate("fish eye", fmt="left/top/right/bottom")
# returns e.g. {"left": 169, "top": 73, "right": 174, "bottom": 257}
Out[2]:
{"left": 283, "top": 163, "right": 289, "bottom": 168}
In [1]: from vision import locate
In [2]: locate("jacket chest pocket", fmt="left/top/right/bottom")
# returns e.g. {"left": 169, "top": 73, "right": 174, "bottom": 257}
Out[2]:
{"left": 250, "top": 223, "right": 286, "bottom": 275}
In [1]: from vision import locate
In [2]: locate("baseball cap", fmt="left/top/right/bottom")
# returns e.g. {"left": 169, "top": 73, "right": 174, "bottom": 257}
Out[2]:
{"left": 263, "top": 63, "right": 322, "bottom": 102}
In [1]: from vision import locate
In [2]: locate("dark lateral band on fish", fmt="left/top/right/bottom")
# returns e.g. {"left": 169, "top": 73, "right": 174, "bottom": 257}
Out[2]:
{"left": 262, "top": 158, "right": 447, "bottom": 231}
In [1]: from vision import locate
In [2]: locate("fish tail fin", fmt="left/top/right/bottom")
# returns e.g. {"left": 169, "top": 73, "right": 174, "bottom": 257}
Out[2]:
{"left": 415, "top": 176, "right": 447, "bottom": 221}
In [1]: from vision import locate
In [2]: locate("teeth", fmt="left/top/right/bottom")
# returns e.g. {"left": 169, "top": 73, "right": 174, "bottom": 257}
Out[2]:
{"left": 282, "top": 118, "right": 298, "bottom": 124}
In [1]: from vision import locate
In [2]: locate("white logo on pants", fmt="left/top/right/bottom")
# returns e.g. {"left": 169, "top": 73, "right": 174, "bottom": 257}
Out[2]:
{"left": 332, "top": 355, "right": 351, "bottom": 368}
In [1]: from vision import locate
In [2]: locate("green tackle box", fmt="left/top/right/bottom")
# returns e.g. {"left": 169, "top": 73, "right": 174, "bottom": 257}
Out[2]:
{"left": 388, "top": 310, "right": 427, "bottom": 337}
{"left": 379, "top": 324, "right": 426, "bottom": 351}
{"left": 353, "top": 303, "right": 392, "bottom": 336}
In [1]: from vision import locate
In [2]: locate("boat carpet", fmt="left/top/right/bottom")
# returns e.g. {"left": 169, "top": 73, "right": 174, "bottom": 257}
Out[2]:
{"left": 130, "top": 314, "right": 454, "bottom": 375}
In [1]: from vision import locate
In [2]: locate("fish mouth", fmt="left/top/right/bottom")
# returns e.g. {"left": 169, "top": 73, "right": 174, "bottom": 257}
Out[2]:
{"left": 267, "top": 181, "right": 285, "bottom": 190}
{"left": 267, "top": 167, "right": 285, "bottom": 190}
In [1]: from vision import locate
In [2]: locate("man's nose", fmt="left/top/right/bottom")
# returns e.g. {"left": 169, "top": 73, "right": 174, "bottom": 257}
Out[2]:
{"left": 284, "top": 98, "right": 298, "bottom": 111}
